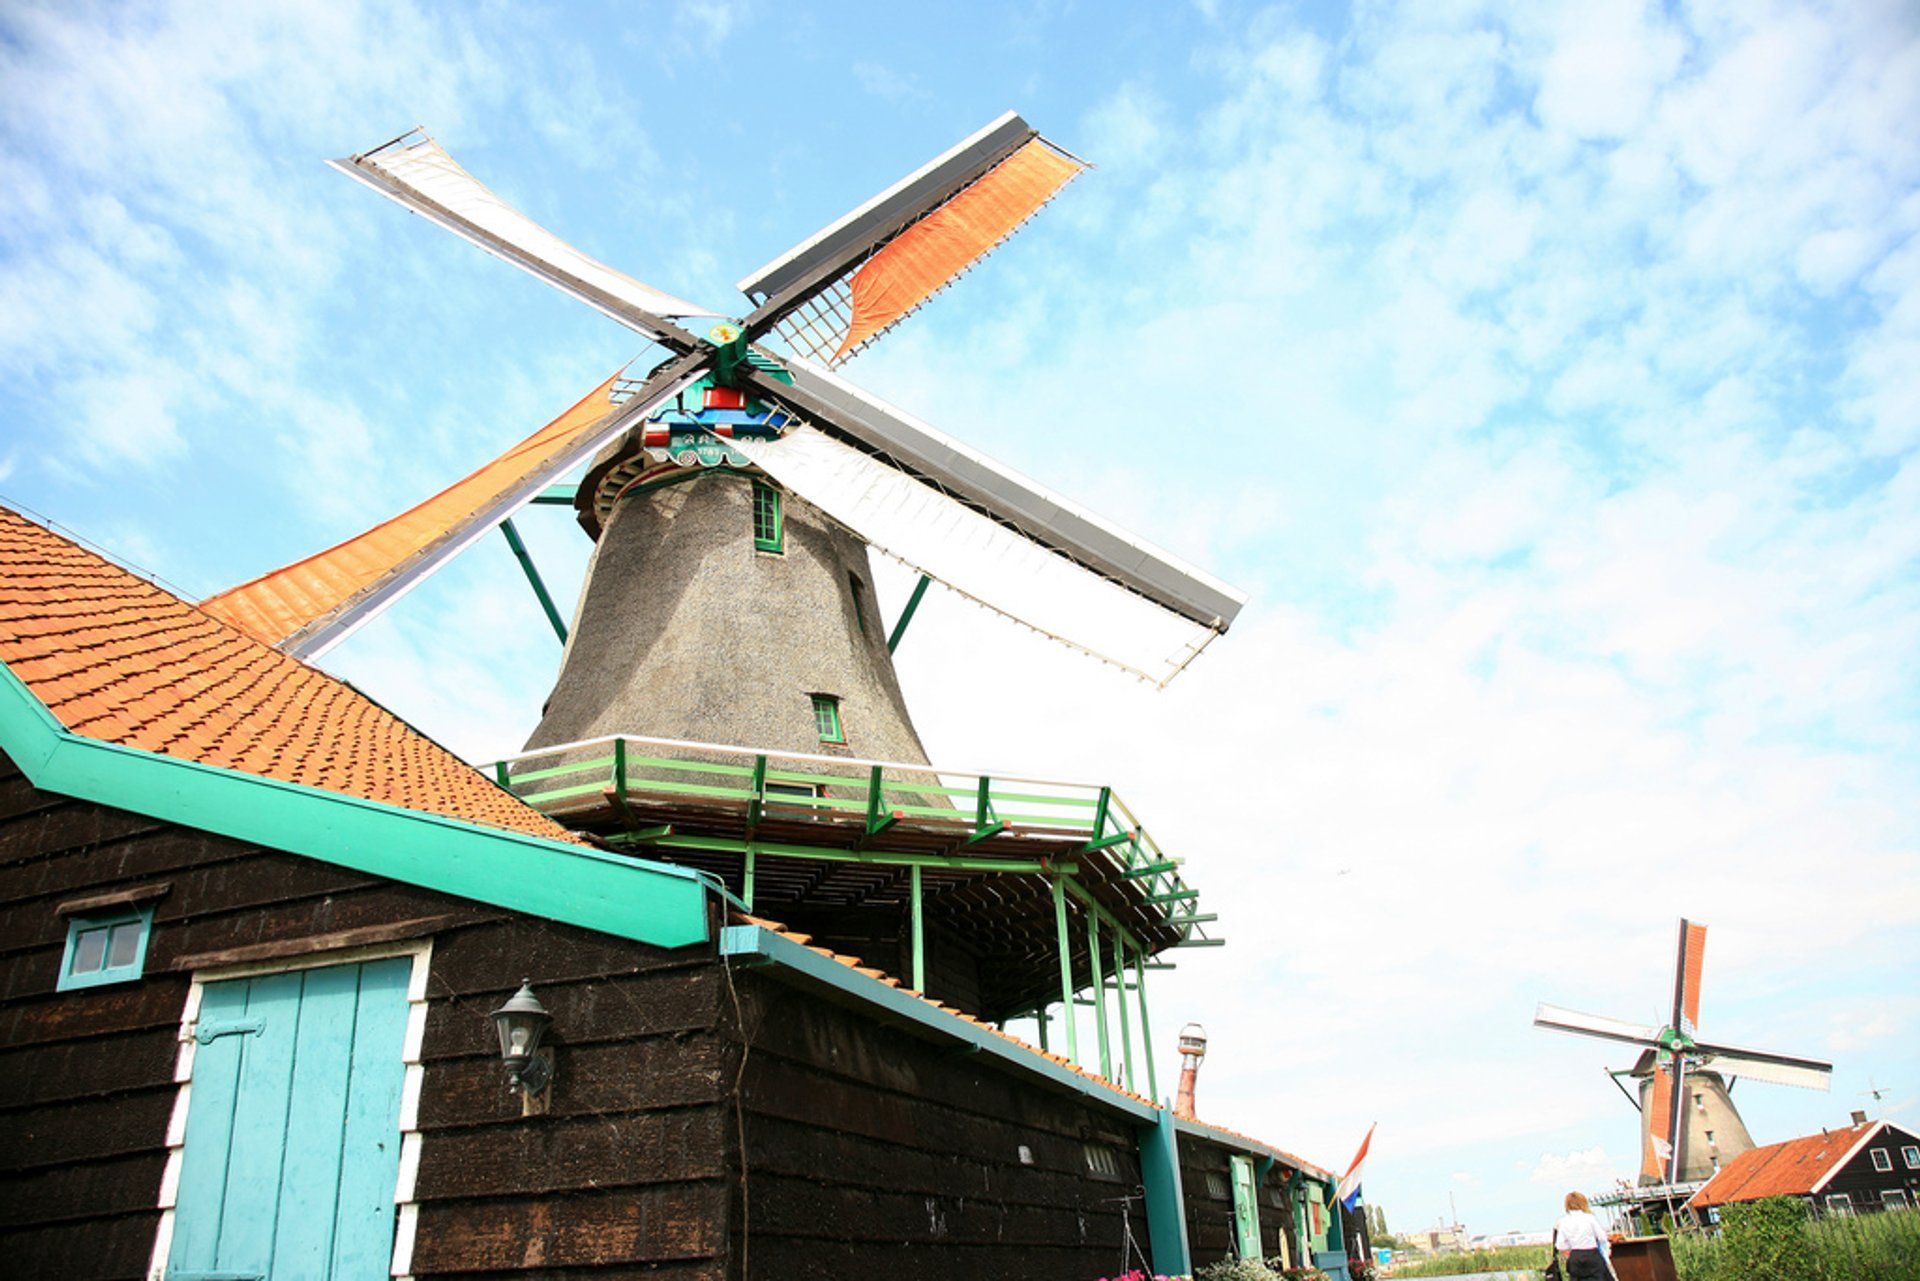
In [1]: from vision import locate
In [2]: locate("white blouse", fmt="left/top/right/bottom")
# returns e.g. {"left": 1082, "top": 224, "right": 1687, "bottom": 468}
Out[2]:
{"left": 1555, "top": 1209, "right": 1609, "bottom": 1254}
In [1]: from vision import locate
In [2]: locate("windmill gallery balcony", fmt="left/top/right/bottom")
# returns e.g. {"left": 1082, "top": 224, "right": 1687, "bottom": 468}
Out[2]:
{"left": 485, "top": 732, "right": 1220, "bottom": 1096}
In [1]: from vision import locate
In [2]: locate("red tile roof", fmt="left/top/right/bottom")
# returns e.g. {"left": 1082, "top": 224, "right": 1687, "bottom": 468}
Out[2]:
{"left": 1687, "top": 1122, "right": 1879, "bottom": 1209}
{"left": 0, "top": 506, "right": 575, "bottom": 843}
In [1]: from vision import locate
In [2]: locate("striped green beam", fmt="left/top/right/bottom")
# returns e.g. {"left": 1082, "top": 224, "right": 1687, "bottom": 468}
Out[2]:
{"left": 1089, "top": 911, "right": 1111, "bottom": 1082}
{"left": 1052, "top": 878, "right": 1079, "bottom": 1066}
{"left": 1112, "top": 929, "right": 1135, "bottom": 1093}
{"left": 498, "top": 517, "right": 569, "bottom": 643}
{"left": 616, "top": 831, "right": 1076, "bottom": 875}
{"left": 910, "top": 863, "right": 926, "bottom": 993}
{"left": 885, "top": 573, "right": 933, "bottom": 653}
{"left": 1134, "top": 947, "right": 1158, "bottom": 1100}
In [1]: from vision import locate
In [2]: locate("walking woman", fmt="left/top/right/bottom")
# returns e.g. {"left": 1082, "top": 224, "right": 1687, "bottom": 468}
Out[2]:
{"left": 1554, "top": 1191, "right": 1612, "bottom": 1280}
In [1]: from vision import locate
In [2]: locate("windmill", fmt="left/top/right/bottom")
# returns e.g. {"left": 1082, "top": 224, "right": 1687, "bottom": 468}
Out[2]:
{"left": 1535, "top": 919, "right": 1833, "bottom": 1186}
{"left": 203, "top": 113, "right": 1246, "bottom": 772}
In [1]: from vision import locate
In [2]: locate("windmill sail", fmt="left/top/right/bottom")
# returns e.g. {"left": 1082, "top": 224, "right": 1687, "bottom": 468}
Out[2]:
{"left": 1694, "top": 1044, "right": 1832, "bottom": 1091}
{"left": 329, "top": 131, "right": 717, "bottom": 342}
{"left": 1673, "top": 918, "right": 1707, "bottom": 1032}
{"left": 203, "top": 363, "right": 705, "bottom": 656}
{"left": 738, "top": 112, "right": 1087, "bottom": 365}
{"left": 1532, "top": 1003, "right": 1664, "bottom": 1048}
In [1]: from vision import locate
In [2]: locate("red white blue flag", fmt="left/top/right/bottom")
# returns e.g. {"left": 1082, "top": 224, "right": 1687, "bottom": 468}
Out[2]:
{"left": 1336, "top": 1122, "right": 1375, "bottom": 1211}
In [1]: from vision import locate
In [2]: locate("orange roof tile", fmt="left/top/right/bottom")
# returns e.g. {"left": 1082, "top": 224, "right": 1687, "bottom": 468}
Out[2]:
{"left": 1688, "top": 1122, "right": 1879, "bottom": 1209}
{"left": 0, "top": 506, "right": 576, "bottom": 844}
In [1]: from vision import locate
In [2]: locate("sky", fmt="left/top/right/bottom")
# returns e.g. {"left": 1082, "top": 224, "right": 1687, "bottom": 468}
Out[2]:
{"left": 3, "top": 0, "right": 1917, "bottom": 1240}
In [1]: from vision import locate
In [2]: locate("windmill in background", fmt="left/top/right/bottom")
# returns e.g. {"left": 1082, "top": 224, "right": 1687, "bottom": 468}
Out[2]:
{"left": 1535, "top": 919, "right": 1833, "bottom": 1188}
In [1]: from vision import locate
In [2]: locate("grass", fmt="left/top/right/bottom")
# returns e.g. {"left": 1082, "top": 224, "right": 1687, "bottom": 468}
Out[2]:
{"left": 1384, "top": 1244, "right": 1544, "bottom": 1277}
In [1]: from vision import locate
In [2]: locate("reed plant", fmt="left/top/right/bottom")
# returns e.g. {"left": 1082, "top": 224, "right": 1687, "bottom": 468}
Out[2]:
{"left": 1383, "top": 1243, "right": 1542, "bottom": 1277}
{"left": 1669, "top": 1198, "right": 1920, "bottom": 1281}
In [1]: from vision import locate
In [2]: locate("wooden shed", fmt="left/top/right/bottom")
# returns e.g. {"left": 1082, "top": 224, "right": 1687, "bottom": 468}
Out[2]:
{"left": 0, "top": 505, "right": 1347, "bottom": 1279}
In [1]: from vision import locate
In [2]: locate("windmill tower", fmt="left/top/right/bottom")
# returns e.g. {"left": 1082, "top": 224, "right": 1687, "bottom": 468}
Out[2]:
{"left": 198, "top": 116, "right": 1242, "bottom": 1035}
{"left": 1535, "top": 919, "right": 1833, "bottom": 1186}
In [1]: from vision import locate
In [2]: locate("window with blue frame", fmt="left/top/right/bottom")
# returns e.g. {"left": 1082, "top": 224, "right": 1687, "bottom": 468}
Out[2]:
{"left": 58, "top": 905, "right": 154, "bottom": 990}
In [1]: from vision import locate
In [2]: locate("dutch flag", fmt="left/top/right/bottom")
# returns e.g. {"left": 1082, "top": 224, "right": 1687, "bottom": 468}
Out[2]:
{"left": 1336, "top": 1122, "right": 1375, "bottom": 1212}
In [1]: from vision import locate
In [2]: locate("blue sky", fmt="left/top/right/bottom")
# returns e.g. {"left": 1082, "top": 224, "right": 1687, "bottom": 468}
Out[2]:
{"left": 4, "top": 0, "right": 1916, "bottom": 1238}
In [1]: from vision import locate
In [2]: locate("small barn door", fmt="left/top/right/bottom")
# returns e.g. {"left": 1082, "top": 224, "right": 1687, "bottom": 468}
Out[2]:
{"left": 168, "top": 956, "right": 412, "bottom": 1280}
{"left": 1231, "top": 1154, "right": 1263, "bottom": 1260}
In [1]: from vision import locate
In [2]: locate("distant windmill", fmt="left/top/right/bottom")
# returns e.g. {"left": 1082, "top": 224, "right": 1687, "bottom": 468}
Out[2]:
{"left": 1535, "top": 919, "right": 1833, "bottom": 1186}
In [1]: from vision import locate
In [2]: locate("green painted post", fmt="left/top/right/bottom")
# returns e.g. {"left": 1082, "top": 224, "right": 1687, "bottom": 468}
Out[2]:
{"left": 747, "top": 754, "right": 767, "bottom": 826}
{"left": 1140, "top": 1107, "right": 1192, "bottom": 1276}
{"left": 1135, "top": 949, "right": 1158, "bottom": 1101}
{"left": 1091, "top": 784, "right": 1112, "bottom": 841}
{"left": 910, "top": 863, "right": 926, "bottom": 993}
{"left": 1052, "top": 878, "right": 1079, "bottom": 1066}
{"left": 886, "top": 573, "right": 933, "bottom": 653}
{"left": 613, "top": 737, "right": 628, "bottom": 799}
{"left": 743, "top": 849, "right": 756, "bottom": 910}
{"left": 1113, "top": 932, "right": 1135, "bottom": 1092}
{"left": 1089, "top": 910, "right": 1111, "bottom": 1082}
{"left": 974, "top": 775, "right": 992, "bottom": 837}
{"left": 498, "top": 518, "right": 569, "bottom": 643}
{"left": 494, "top": 760, "right": 510, "bottom": 788}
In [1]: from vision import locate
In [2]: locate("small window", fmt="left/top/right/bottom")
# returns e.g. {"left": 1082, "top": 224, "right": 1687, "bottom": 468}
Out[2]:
{"left": 1903, "top": 1146, "right": 1920, "bottom": 1169}
{"left": 1204, "top": 1170, "right": 1230, "bottom": 1199}
{"left": 1083, "top": 1143, "right": 1120, "bottom": 1179}
{"left": 752, "top": 480, "right": 782, "bottom": 553}
{"left": 848, "top": 572, "right": 866, "bottom": 634}
{"left": 58, "top": 906, "right": 154, "bottom": 991}
{"left": 1825, "top": 1193, "right": 1853, "bottom": 1216}
{"left": 810, "top": 694, "right": 844, "bottom": 744}
{"left": 1872, "top": 1148, "right": 1894, "bottom": 1172}
{"left": 1883, "top": 1190, "right": 1910, "bottom": 1210}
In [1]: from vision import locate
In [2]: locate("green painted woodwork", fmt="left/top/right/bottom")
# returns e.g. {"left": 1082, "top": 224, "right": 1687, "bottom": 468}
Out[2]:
{"left": 1052, "top": 878, "right": 1079, "bottom": 1065}
{"left": 720, "top": 923, "right": 1156, "bottom": 1121}
{"left": 498, "top": 516, "right": 568, "bottom": 643}
{"left": 1112, "top": 929, "right": 1135, "bottom": 1092}
{"left": 810, "top": 693, "right": 844, "bottom": 743}
{"left": 530, "top": 484, "right": 578, "bottom": 504}
{"left": 886, "top": 573, "right": 933, "bottom": 653}
{"left": 743, "top": 849, "right": 756, "bottom": 909}
{"left": 1089, "top": 912, "right": 1111, "bottom": 1081}
{"left": 1124, "top": 860, "right": 1182, "bottom": 879}
{"left": 1232, "top": 1154, "right": 1263, "bottom": 1260}
{"left": 1133, "top": 949, "right": 1158, "bottom": 1100}
{"left": 0, "top": 660, "right": 712, "bottom": 950}
{"left": 1141, "top": 1107, "right": 1193, "bottom": 1276}
{"left": 623, "top": 830, "right": 1076, "bottom": 875}
{"left": 1145, "top": 888, "right": 1199, "bottom": 905}
{"left": 910, "top": 863, "right": 925, "bottom": 993}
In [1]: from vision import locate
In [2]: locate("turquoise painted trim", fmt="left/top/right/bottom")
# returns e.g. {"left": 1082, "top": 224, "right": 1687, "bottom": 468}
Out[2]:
{"left": 718, "top": 924, "right": 1158, "bottom": 1124}
{"left": 0, "top": 661, "right": 711, "bottom": 949}
{"left": 1141, "top": 1105, "right": 1192, "bottom": 1277}
{"left": 57, "top": 903, "right": 154, "bottom": 991}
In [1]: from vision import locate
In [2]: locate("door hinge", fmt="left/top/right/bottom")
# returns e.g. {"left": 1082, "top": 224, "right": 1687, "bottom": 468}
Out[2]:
{"left": 193, "top": 1018, "right": 265, "bottom": 1045}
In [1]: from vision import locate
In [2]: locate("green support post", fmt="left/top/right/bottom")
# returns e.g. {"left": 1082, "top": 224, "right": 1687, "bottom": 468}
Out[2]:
{"left": 1134, "top": 949, "right": 1158, "bottom": 1101}
{"left": 494, "top": 760, "right": 510, "bottom": 788}
{"left": 886, "top": 573, "right": 933, "bottom": 653}
{"left": 1091, "top": 785, "right": 1111, "bottom": 841}
{"left": 747, "top": 754, "right": 767, "bottom": 826}
{"left": 865, "top": 764, "right": 898, "bottom": 835}
{"left": 1052, "top": 878, "right": 1078, "bottom": 1066}
{"left": 1140, "top": 1106, "right": 1191, "bottom": 1276}
{"left": 1089, "top": 910, "right": 1111, "bottom": 1082}
{"left": 498, "top": 517, "right": 569, "bottom": 643}
{"left": 1113, "top": 931, "right": 1135, "bottom": 1092}
{"left": 910, "top": 863, "right": 926, "bottom": 993}
{"left": 613, "top": 737, "right": 628, "bottom": 800}
{"left": 743, "top": 849, "right": 756, "bottom": 910}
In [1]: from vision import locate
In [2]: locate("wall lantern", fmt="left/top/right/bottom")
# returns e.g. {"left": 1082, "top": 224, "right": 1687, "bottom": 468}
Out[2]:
{"left": 491, "top": 979, "right": 553, "bottom": 1098}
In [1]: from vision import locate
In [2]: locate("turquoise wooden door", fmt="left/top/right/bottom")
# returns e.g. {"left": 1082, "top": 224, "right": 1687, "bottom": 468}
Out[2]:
{"left": 168, "top": 956, "right": 411, "bottom": 1281}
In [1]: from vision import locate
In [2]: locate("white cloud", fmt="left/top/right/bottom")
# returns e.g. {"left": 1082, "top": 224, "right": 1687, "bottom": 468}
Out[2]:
{"left": 1529, "top": 1146, "right": 1620, "bottom": 1188}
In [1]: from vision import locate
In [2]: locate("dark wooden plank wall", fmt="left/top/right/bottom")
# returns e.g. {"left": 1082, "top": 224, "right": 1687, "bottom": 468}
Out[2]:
{"left": 1823, "top": 1127, "right": 1920, "bottom": 1213}
{"left": 1177, "top": 1135, "right": 1304, "bottom": 1269}
{"left": 730, "top": 970, "right": 1150, "bottom": 1280}
{"left": 0, "top": 750, "right": 736, "bottom": 1281}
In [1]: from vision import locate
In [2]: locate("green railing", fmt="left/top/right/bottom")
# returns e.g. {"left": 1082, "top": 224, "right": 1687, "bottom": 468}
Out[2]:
{"left": 485, "top": 733, "right": 1204, "bottom": 931}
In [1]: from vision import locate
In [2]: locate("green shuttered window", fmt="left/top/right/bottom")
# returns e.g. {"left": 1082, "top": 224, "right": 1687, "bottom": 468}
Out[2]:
{"left": 811, "top": 693, "right": 844, "bottom": 743}
{"left": 752, "top": 480, "right": 783, "bottom": 553}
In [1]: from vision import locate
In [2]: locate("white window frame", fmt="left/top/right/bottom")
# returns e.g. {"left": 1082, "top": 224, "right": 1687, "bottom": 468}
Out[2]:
{"left": 145, "top": 939, "right": 434, "bottom": 1281}
{"left": 1824, "top": 1193, "right": 1853, "bottom": 1216}
{"left": 1903, "top": 1145, "right": 1920, "bottom": 1170}
{"left": 1882, "top": 1189, "right": 1910, "bottom": 1210}
{"left": 1871, "top": 1147, "right": 1893, "bottom": 1172}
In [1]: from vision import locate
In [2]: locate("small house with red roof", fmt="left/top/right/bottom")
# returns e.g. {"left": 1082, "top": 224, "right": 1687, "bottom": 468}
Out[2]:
{"left": 0, "top": 505, "right": 1349, "bottom": 1280}
{"left": 1686, "top": 1115, "right": 1920, "bottom": 1223}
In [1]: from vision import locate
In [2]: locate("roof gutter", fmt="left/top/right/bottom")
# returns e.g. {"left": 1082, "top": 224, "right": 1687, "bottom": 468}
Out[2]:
{"left": 0, "top": 660, "right": 713, "bottom": 949}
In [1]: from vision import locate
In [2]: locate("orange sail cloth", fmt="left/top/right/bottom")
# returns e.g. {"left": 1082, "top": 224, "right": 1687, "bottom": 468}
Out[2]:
{"left": 203, "top": 372, "right": 623, "bottom": 649}
{"left": 834, "top": 138, "right": 1085, "bottom": 361}
{"left": 1677, "top": 919, "right": 1707, "bottom": 1029}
